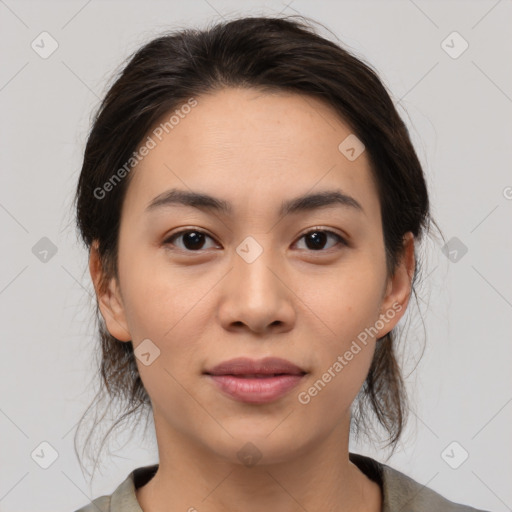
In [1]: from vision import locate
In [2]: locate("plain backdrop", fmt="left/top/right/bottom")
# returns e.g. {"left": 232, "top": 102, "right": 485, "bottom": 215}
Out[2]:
{"left": 0, "top": 1, "right": 511, "bottom": 511}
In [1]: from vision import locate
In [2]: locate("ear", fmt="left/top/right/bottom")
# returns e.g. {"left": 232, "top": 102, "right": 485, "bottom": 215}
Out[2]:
{"left": 89, "top": 240, "right": 131, "bottom": 342}
{"left": 375, "top": 231, "right": 416, "bottom": 338}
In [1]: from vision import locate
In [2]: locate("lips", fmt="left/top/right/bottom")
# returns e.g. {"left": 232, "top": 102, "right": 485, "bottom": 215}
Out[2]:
{"left": 204, "top": 357, "right": 307, "bottom": 404}
{"left": 204, "top": 357, "right": 306, "bottom": 377}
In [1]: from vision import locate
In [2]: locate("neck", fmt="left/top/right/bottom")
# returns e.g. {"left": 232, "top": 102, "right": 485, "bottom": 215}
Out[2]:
{"left": 136, "top": 413, "right": 382, "bottom": 512}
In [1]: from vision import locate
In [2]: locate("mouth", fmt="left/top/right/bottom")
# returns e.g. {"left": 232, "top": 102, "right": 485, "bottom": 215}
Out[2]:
{"left": 204, "top": 356, "right": 306, "bottom": 376}
{"left": 204, "top": 357, "right": 307, "bottom": 404}
{"left": 217, "top": 373, "right": 299, "bottom": 378}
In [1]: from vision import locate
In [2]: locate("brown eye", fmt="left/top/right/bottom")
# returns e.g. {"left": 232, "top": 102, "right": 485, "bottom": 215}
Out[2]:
{"left": 164, "top": 230, "right": 218, "bottom": 251}
{"left": 294, "top": 229, "right": 346, "bottom": 251}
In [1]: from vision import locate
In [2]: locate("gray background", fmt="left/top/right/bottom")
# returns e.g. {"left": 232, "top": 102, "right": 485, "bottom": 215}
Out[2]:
{"left": 0, "top": 0, "right": 511, "bottom": 511}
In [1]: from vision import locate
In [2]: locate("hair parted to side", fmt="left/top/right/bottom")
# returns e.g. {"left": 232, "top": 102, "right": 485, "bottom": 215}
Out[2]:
{"left": 72, "top": 14, "right": 443, "bottom": 480}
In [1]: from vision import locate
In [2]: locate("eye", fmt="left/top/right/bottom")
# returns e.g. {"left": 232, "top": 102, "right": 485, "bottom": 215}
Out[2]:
{"left": 294, "top": 229, "right": 347, "bottom": 251}
{"left": 163, "top": 227, "right": 347, "bottom": 253}
{"left": 163, "top": 229, "right": 218, "bottom": 252}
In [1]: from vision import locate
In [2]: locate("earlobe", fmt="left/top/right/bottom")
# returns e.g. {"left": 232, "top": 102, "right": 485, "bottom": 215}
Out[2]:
{"left": 89, "top": 241, "right": 132, "bottom": 342}
{"left": 377, "top": 232, "right": 416, "bottom": 338}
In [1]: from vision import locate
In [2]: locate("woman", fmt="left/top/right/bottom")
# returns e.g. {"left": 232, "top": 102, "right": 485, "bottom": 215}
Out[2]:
{"left": 72, "top": 15, "right": 491, "bottom": 512}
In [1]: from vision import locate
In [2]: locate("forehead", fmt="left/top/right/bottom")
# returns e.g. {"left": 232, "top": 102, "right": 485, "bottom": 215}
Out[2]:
{"left": 121, "top": 87, "right": 380, "bottom": 222}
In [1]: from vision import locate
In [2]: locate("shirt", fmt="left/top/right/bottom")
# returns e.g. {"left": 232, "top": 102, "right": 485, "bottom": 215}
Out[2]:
{"left": 73, "top": 452, "right": 492, "bottom": 512}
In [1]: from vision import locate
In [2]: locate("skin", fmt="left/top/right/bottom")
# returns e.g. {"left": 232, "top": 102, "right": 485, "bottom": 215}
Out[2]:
{"left": 89, "top": 87, "right": 415, "bottom": 512}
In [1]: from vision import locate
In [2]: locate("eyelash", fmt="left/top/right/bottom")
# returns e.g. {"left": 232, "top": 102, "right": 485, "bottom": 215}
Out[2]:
{"left": 163, "top": 228, "right": 348, "bottom": 253}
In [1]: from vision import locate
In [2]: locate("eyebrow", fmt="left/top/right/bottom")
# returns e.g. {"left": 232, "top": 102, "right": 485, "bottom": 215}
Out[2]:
{"left": 144, "top": 187, "right": 364, "bottom": 217}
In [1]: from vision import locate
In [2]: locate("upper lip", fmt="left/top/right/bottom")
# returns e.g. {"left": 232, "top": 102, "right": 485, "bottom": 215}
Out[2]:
{"left": 205, "top": 357, "right": 307, "bottom": 376}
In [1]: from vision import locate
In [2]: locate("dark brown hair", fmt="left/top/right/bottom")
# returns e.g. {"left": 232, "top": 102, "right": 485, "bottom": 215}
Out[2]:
{"left": 73, "top": 14, "right": 442, "bottom": 479}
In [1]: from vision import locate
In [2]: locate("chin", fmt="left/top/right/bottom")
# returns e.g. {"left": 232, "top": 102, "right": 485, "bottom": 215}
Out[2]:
{"left": 201, "top": 424, "right": 312, "bottom": 467}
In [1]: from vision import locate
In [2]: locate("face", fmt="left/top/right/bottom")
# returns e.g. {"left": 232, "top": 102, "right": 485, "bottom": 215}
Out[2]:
{"left": 91, "top": 87, "right": 414, "bottom": 465}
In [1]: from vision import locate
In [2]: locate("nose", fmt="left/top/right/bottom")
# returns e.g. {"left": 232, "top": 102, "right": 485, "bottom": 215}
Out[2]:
{"left": 216, "top": 245, "right": 296, "bottom": 336}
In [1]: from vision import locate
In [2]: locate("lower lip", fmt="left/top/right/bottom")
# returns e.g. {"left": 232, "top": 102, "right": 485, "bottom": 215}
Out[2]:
{"left": 207, "top": 374, "right": 305, "bottom": 404}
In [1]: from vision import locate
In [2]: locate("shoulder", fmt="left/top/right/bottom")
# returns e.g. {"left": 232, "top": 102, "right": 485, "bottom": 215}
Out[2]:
{"left": 349, "top": 452, "right": 492, "bottom": 512}
{"left": 73, "top": 494, "right": 111, "bottom": 512}
{"left": 71, "top": 464, "right": 157, "bottom": 512}
{"left": 380, "top": 460, "right": 492, "bottom": 512}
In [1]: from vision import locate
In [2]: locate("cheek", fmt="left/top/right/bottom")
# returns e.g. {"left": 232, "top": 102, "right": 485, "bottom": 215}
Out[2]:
{"left": 118, "top": 245, "right": 206, "bottom": 338}
{"left": 295, "top": 259, "right": 383, "bottom": 400}
{"left": 118, "top": 250, "right": 220, "bottom": 391}
{"left": 303, "top": 259, "right": 384, "bottom": 346}
{"left": 296, "top": 347, "right": 374, "bottom": 440}
{"left": 296, "top": 283, "right": 379, "bottom": 423}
